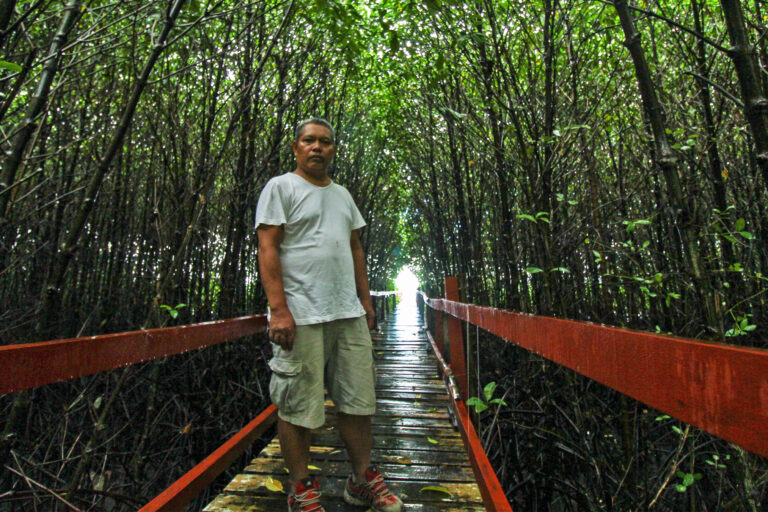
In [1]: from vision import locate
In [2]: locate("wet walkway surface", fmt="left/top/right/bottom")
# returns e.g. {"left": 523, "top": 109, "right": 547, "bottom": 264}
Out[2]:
{"left": 204, "top": 295, "right": 484, "bottom": 511}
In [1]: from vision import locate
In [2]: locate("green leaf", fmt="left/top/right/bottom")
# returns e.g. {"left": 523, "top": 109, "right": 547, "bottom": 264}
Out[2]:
{"left": 420, "top": 485, "right": 454, "bottom": 498}
{"left": 170, "top": 309, "right": 179, "bottom": 319}
{"left": 483, "top": 381, "right": 497, "bottom": 401}
{"left": 489, "top": 398, "right": 507, "bottom": 406}
{"left": 516, "top": 214, "right": 536, "bottom": 222}
{"left": 526, "top": 267, "right": 544, "bottom": 274}
{"left": 550, "top": 267, "right": 570, "bottom": 273}
{"left": 466, "top": 397, "right": 488, "bottom": 413}
{"left": 675, "top": 484, "right": 687, "bottom": 492}
{"left": 738, "top": 231, "right": 753, "bottom": 240}
{"left": 0, "top": 60, "right": 22, "bottom": 73}
{"left": 655, "top": 415, "right": 671, "bottom": 421}
{"left": 682, "top": 473, "right": 694, "bottom": 486}
{"left": 93, "top": 396, "right": 103, "bottom": 410}
{"left": 427, "top": 437, "right": 439, "bottom": 444}
{"left": 734, "top": 218, "right": 746, "bottom": 232}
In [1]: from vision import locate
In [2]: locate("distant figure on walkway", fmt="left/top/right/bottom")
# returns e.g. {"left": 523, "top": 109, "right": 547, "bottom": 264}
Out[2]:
{"left": 255, "top": 118, "right": 403, "bottom": 512}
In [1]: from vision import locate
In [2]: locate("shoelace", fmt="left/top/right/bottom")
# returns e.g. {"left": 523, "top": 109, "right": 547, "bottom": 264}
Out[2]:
{"left": 361, "top": 472, "right": 396, "bottom": 500}
{"left": 292, "top": 486, "right": 323, "bottom": 512}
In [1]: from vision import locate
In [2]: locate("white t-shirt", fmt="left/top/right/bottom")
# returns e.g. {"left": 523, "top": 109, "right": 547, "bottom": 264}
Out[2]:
{"left": 255, "top": 172, "right": 367, "bottom": 325}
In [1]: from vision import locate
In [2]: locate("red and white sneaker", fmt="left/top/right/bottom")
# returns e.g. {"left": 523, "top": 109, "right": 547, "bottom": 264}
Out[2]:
{"left": 287, "top": 477, "right": 325, "bottom": 512}
{"left": 343, "top": 466, "right": 403, "bottom": 512}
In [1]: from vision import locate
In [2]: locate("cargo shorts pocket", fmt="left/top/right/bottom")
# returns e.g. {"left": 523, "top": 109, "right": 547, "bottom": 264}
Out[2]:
{"left": 268, "top": 358, "right": 304, "bottom": 414}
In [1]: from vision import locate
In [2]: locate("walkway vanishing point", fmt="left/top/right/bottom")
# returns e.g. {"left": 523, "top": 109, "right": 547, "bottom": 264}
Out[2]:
{"left": 204, "top": 294, "right": 488, "bottom": 511}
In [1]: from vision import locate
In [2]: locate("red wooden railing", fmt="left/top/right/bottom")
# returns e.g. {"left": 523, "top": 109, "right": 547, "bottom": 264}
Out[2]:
{"left": 423, "top": 278, "right": 768, "bottom": 483}
{"left": 0, "top": 316, "right": 268, "bottom": 394}
{"left": 0, "top": 314, "right": 275, "bottom": 512}
{"left": 420, "top": 280, "right": 513, "bottom": 512}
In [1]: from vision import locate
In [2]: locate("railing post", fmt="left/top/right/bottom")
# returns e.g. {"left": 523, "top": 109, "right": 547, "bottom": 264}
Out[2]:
{"left": 445, "top": 276, "right": 468, "bottom": 400}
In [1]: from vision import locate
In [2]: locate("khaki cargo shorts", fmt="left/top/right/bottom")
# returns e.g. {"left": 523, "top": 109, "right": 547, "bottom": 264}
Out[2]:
{"left": 268, "top": 315, "right": 376, "bottom": 429}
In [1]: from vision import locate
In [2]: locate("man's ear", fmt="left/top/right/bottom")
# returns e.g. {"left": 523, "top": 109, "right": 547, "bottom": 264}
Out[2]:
{"left": 291, "top": 139, "right": 298, "bottom": 156}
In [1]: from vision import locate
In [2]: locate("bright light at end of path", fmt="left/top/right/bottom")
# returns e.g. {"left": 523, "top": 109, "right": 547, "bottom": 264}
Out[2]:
{"left": 394, "top": 267, "right": 420, "bottom": 296}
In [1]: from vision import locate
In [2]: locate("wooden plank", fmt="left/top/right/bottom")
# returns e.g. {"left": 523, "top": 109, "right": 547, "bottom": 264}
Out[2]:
{"left": 242, "top": 460, "right": 477, "bottom": 482}
{"left": 258, "top": 444, "right": 471, "bottom": 465}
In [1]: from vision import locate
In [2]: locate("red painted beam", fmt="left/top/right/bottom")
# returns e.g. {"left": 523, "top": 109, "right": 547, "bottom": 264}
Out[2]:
{"left": 0, "top": 315, "right": 267, "bottom": 394}
{"left": 444, "top": 277, "right": 468, "bottom": 399}
{"left": 139, "top": 405, "right": 278, "bottom": 512}
{"left": 453, "top": 399, "right": 513, "bottom": 512}
{"left": 429, "top": 299, "right": 768, "bottom": 459}
{"left": 426, "top": 330, "right": 513, "bottom": 511}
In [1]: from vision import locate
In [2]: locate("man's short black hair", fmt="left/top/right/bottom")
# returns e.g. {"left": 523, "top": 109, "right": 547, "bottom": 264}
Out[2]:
{"left": 294, "top": 118, "right": 336, "bottom": 144}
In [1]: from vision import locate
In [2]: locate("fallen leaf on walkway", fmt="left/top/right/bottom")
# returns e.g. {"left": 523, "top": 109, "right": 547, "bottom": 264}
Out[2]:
{"left": 308, "top": 465, "right": 321, "bottom": 470}
{"left": 265, "top": 476, "right": 284, "bottom": 493}
{"left": 420, "top": 485, "right": 453, "bottom": 498}
{"left": 427, "top": 437, "right": 439, "bottom": 444}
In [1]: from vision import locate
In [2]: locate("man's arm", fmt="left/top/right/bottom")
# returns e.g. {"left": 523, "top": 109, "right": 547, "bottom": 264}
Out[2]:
{"left": 257, "top": 224, "right": 296, "bottom": 350}
{"left": 351, "top": 229, "right": 376, "bottom": 330}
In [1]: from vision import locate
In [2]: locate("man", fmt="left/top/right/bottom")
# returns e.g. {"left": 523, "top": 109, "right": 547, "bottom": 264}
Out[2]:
{"left": 255, "top": 118, "right": 403, "bottom": 512}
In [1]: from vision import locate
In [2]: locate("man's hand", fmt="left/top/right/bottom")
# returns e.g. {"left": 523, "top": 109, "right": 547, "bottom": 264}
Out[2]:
{"left": 363, "top": 302, "right": 376, "bottom": 330}
{"left": 269, "top": 306, "right": 296, "bottom": 350}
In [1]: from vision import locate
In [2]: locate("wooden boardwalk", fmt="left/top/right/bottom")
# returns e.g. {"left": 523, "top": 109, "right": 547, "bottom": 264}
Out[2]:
{"left": 204, "top": 297, "right": 485, "bottom": 511}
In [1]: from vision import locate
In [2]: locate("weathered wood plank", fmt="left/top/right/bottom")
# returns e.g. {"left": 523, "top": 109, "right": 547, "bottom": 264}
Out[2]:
{"left": 258, "top": 443, "right": 471, "bottom": 465}
{"left": 242, "top": 460, "right": 477, "bottom": 482}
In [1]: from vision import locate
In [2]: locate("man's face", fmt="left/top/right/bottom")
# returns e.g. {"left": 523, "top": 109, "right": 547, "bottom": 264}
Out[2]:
{"left": 292, "top": 123, "right": 336, "bottom": 176}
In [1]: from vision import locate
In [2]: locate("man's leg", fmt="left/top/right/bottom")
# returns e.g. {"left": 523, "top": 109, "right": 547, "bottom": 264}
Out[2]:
{"left": 337, "top": 412, "right": 372, "bottom": 481}
{"left": 278, "top": 417, "right": 312, "bottom": 486}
